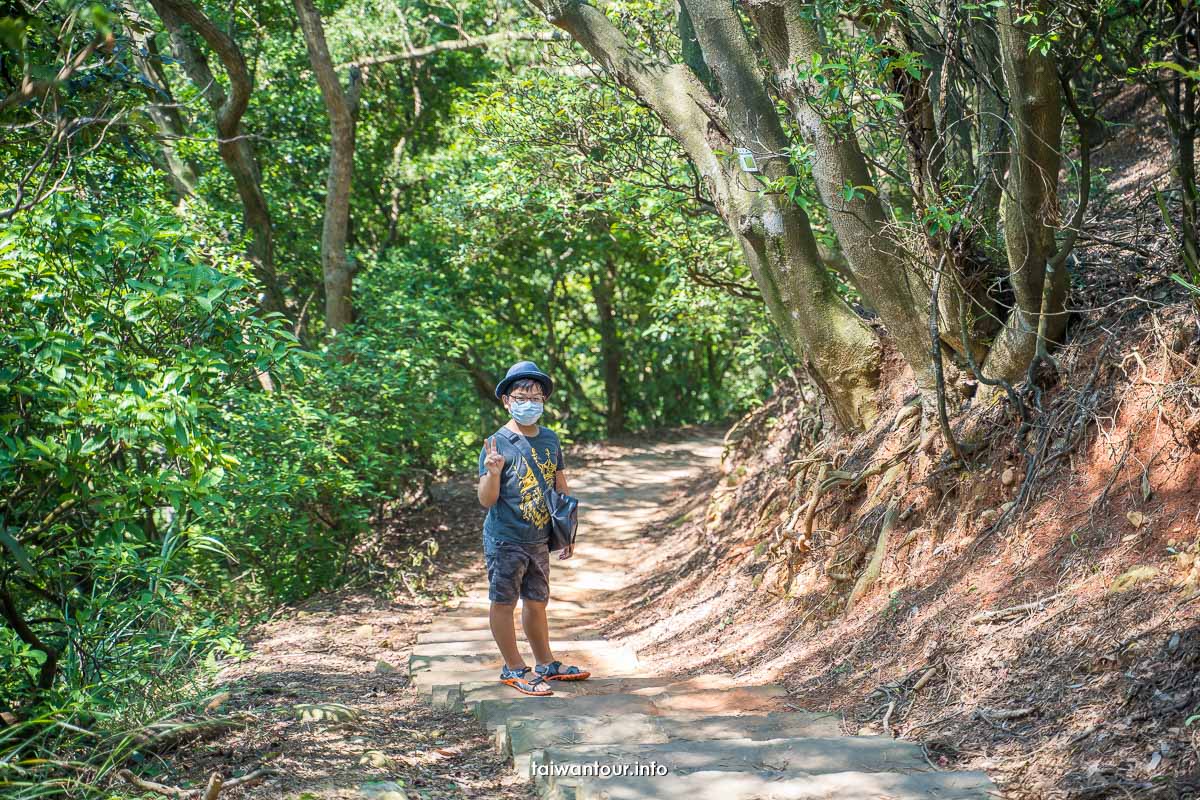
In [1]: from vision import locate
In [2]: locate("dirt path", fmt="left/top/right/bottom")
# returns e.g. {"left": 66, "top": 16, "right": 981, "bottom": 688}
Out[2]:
{"left": 164, "top": 429, "right": 998, "bottom": 800}
{"left": 165, "top": 430, "right": 726, "bottom": 799}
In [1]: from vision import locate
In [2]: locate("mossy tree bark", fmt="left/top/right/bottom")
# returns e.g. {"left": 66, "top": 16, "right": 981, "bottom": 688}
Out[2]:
{"left": 530, "top": 0, "right": 1076, "bottom": 425}
{"left": 982, "top": 1, "right": 1066, "bottom": 383}
{"left": 533, "top": 0, "right": 882, "bottom": 431}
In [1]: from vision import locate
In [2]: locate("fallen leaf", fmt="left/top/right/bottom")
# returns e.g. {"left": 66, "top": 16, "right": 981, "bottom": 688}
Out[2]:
{"left": 1127, "top": 511, "right": 1146, "bottom": 528}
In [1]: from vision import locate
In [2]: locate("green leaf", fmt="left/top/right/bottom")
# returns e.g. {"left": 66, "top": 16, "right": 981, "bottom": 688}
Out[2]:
{"left": 1148, "top": 60, "right": 1200, "bottom": 81}
{"left": 0, "top": 527, "right": 36, "bottom": 575}
{"left": 173, "top": 417, "right": 190, "bottom": 448}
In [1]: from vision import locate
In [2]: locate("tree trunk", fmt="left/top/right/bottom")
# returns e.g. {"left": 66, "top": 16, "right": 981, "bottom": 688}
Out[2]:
{"left": 981, "top": 2, "right": 1066, "bottom": 383}
{"left": 454, "top": 347, "right": 504, "bottom": 409}
{"left": 148, "top": 0, "right": 287, "bottom": 316}
{"left": 122, "top": 4, "right": 199, "bottom": 200}
{"left": 294, "top": 0, "right": 361, "bottom": 334}
{"left": 748, "top": 1, "right": 947, "bottom": 393}
{"left": 971, "top": 20, "right": 1010, "bottom": 223}
{"left": 531, "top": 0, "right": 882, "bottom": 431}
{"left": 879, "top": 7, "right": 1000, "bottom": 365}
{"left": 0, "top": 587, "right": 58, "bottom": 691}
{"left": 591, "top": 254, "right": 625, "bottom": 435}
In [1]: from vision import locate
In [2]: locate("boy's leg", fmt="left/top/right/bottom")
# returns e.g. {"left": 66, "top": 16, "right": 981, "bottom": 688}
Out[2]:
{"left": 485, "top": 540, "right": 528, "bottom": 669}
{"left": 522, "top": 599, "right": 554, "bottom": 666}
{"left": 518, "top": 543, "right": 554, "bottom": 665}
{"left": 489, "top": 601, "right": 525, "bottom": 669}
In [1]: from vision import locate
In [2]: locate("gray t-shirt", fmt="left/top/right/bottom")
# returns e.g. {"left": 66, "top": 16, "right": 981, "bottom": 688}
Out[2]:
{"left": 478, "top": 425, "right": 565, "bottom": 545}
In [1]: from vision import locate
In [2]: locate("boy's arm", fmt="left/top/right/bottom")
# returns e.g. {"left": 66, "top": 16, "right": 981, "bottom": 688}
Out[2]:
{"left": 478, "top": 471, "right": 501, "bottom": 507}
{"left": 478, "top": 436, "right": 503, "bottom": 507}
{"left": 554, "top": 463, "right": 573, "bottom": 560}
{"left": 554, "top": 437, "right": 567, "bottom": 493}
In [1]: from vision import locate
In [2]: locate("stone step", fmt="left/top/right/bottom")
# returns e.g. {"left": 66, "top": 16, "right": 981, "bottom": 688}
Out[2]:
{"left": 569, "top": 768, "right": 997, "bottom": 800}
{"left": 408, "top": 645, "right": 640, "bottom": 679}
{"left": 472, "top": 686, "right": 787, "bottom": 732}
{"left": 443, "top": 675, "right": 785, "bottom": 712}
{"left": 454, "top": 678, "right": 784, "bottom": 713}
{"left": 413, "top": 667, "right": 634, "bottom": 696}
{"left": 531, "top": 736, "right": 929, "bottom": 797}
{"left": 497, "top": 710, "right": 842, "bottom": 760}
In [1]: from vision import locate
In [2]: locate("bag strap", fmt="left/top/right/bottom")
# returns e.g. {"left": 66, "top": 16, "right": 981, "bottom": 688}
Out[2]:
{"left": 498, "top": 428, "right": 553, "bottom": 501}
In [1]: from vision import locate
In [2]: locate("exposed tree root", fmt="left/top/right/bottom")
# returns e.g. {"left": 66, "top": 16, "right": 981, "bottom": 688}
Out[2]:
{"left": 969, "top": 592, "right": 1068, "bottom": 624}
{"left": 116, "top": 766, "right": 276, "bottom": 798}
{"left": 132, "top": 716, "right": 252, "bottom": 753}
{"left": 846, "top": 500, "right": 899, "bottom": 612}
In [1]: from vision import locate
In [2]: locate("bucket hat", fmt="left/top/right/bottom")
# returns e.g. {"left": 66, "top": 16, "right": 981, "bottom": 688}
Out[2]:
{"left": 495, "top": 360, "right": 554, "bottom": 400}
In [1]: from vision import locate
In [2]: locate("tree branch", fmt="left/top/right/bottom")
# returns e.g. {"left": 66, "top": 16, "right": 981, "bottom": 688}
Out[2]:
{"left": 340, "top": 30, "right": 565, "bottom": 69}
{"left": 0, "top": 587, "right": 58, "bottom": 690}
{"left": 295, "top": 0, "right": 354, "bottom": 130}
{"left": 148, "top": 0, "right": 250, "bottom": 138}
{"left": 0, "top": 36, "right": 104, "bottom": 115}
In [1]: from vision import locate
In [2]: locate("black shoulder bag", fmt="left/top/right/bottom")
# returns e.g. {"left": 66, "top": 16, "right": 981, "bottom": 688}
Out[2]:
{"left": 499, "top": 429, "right": 578, "bottom": 552}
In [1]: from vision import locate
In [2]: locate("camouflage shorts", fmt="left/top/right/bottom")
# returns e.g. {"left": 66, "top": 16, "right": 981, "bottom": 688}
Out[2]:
{"left": 483, "top": 537, "right": 550, "bottom": 604}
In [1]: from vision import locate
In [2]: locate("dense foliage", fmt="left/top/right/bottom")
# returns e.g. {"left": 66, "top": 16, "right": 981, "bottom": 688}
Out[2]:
{"left": 0, "top": 1, "right": 781, "bottom": 793}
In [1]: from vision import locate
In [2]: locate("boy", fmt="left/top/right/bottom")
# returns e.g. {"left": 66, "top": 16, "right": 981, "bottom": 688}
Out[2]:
{"left": 477, "top": 360, "right": 591, "bottom": 696}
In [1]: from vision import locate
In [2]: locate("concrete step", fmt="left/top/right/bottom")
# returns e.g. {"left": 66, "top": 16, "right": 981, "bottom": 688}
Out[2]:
{"left": 413, "top": 667, "right": 628, "bottom": 695}
{"left": 434, "top": 676, "right": 785, "bottom": 712}
{"left": 498, "top": 710, "right": 842, "bottom": 760}
{"left": 431, "top": 675, "right": 699, "bottom": 710}
{"left": 569, "top": 768, "right": 997, "bottom": 800}
{"left": 408, "top": 645, "right": 640, "bottom": 679}
{"left": 422, "top": 615, "right": 604, "bottom": 638}
{"left": 475, "top": 694, "right": 658, "bottom": 732}
{"left": 472, "top": 686, "right": 788, "bottom": 732}
{"left": 531, "top": 736, "right": 930, "bottom": 797}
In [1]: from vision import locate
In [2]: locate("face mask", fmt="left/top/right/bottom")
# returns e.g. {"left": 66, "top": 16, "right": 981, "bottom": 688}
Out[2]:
{"left": 509, "top": 400, "right": 543, "bottom": 425}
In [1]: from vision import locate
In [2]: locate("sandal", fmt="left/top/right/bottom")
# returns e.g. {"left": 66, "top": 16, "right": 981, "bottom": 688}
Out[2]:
{"left": 535, "top": 660, "right": 591, "bottom": 682}
{"left": 499, "top": 665, "right": 554, "bottom": 696}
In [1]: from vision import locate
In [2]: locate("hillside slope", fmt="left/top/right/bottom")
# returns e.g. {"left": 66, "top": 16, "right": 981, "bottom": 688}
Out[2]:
{"left": 600, "top": 92, "right": 1200, "bottom": 800}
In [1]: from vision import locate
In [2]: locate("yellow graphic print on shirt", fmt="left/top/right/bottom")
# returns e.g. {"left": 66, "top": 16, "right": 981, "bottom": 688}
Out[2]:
{"left": 517, "top": 446, "right": 558, "bottom": 528}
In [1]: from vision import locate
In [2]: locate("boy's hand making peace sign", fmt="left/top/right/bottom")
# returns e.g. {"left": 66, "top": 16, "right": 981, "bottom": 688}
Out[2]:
{"left": 483, "top": 436, "right": 505, "bottom": 475}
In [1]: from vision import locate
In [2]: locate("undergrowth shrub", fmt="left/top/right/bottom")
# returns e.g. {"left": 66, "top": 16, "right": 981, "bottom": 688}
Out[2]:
{"left": 0, "top": 197, "right": 407, "bottom": 795}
